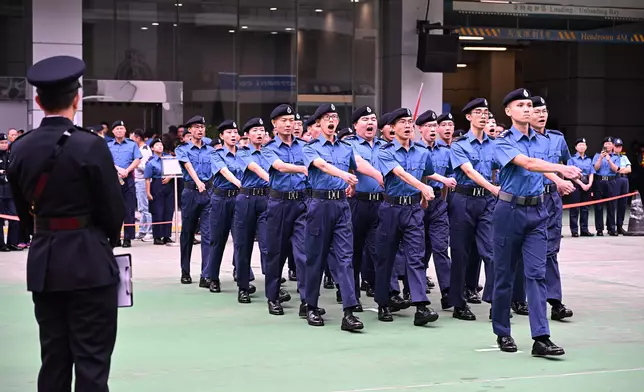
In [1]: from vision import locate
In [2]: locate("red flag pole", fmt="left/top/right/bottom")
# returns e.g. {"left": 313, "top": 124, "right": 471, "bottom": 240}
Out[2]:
{"left": 413, "top": 82, "right": 424, "bottom": 121}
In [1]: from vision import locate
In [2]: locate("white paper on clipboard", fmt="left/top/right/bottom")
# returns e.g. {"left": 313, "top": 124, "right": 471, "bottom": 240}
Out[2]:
{"left": 162, "top": 157, "right": 183, "bottom": 176}
{"left": 115, "top": 254, "right": 133, "bottom": 307}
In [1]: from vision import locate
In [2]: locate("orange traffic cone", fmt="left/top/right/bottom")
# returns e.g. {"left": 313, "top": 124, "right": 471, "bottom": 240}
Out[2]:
{"left": 625, "top": 192, "right": 644, "bottom": 236}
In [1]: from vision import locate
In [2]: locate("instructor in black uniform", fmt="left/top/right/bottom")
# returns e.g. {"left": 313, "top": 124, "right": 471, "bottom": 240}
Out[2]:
{"left": 8, "top": 56, "right": 125, "bottom": 392}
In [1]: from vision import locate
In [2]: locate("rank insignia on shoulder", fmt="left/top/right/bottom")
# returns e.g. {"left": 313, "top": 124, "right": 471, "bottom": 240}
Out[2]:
{"left": 263, "top": 139, "right": 276, "bottom": 147}
{"left": 498, "top": 129, "right": 511, "bottom": 138}
{"left": 547, "top": 129, "right": 563, "bottom": 136}
{"left": 381, "top": 142, "right": 394, "bottom": 149}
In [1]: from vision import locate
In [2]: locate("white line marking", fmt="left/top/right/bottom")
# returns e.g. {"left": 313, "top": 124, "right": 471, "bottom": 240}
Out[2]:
{"left": 330, "top": 367, "right": 644, "bottom": 392}
{"left": 364, "top": 308, "right": 379, "bottom": 313}
{"left": 474, "top": 348, "right": 523, "bottom": 353}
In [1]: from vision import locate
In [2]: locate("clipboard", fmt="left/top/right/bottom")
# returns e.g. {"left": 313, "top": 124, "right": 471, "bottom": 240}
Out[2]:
{"left": 115, "top": 254, "right": 133, "bottom": 307}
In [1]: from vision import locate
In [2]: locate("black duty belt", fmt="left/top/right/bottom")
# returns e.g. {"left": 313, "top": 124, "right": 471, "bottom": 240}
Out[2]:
{"left": 618, "top": 174, "right": 628, "bottom": 178}
{"left": 311, "top": 189, "right": 346, "bottom": 200}
{"left": 432, "top": 187, "right": 442, "bottom": 195}
{"left": 269, "top": 189, "right": 306, "bottom": 200}
{"left": 543, "top": 184, "right": 557, "bottom": 194}
{"left": 384, "top": 194, "right": 421, "bottom": 206}
{"left": 240, "top": 187, "right": 269, "bottom": 196}
{"left": 34, "top": 215, "right": 91, "bottom": 233}
{"left": 354, "top": 192, "right": 384, "bottom": 201}
{"left": 498, "top": 191, "right": 543, "bottom": 206}
{"left": 454, "top": 185, "right": 490, "bottom": 197}
{"left": 213, "top": 188, "right": 239, "bottom": 197}
{"left": 599, "top": 176, "right": 615, "bottom": 182}
{"left": 184, "top": 180, "right": 213, "bottom": 190}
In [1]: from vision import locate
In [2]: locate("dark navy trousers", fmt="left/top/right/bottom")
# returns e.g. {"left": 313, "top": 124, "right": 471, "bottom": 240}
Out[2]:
{"left": 544, "top": 191, "right": 563, "bottom": 302}
{"left": 616, "top": 176, "right": 629, "bottom": 228}
{"left": 569, "top": 184, "right": 591, "bottom": 234}
{"left": 422, "top": 198, "right": 451, "bottom": 293}
{"left": 264, "top": 197, "right": 307, "bottom": 303}
{"left": 375, "top": 202, "right": 429, "bottom": 307}
{"left": 349, "top": 198, "right": 380, "bottom": 298}
{"left": 594, "top": 179, "right": 617, "bottom": 232}
{"left": 305, "top": 198, "right": 358, "bottom": 310}
{"left": 179, "top": 188, "right": 211, "bottom": 277}
{"left": 149, "top": 178, "right": 175, "bottom": 239}
{"left": 208, "top": 194, "right": 236, "bottom": 281}
{"left": 0, "top": 197, "right": 19, "bottom": 246}
{"left": 233, "top": 193, "right": 267, "bottom": 291}
{"left": 121, "top": 176, "right": 136, "bottom": 240}
{"left": 465, "top": 249, "right": 482, "bottom": 292}
{"left": 492, "top": 199, "right": 550, "bottom": 338}
{"left": 448, "top": 193, "right": 495, "bottom": 309}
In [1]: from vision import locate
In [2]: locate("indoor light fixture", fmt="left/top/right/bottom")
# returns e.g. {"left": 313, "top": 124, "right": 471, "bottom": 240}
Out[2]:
{"left": 463, "top": 46, "right": 507, "bottom": 51}
{"left": 285, "top": 27, "right": 294, "bottom": 31}
{"left": 315, "top": 9, "right": 323, "bottom": 12}
{"left": 141, "top": 27, "right": 148, "bottom": 30}
{"left": 152, "top": 22, "right": 159, "bottom": 26}
{"left": 271, "top": 31, "right": 278, "bottom": 35}
{"left": 229, "top": 29, "right": 235, "bottom": 33}
{"left": 459, "top": 36, "right": 484, "bottom": 41}
{"left": 457, "top": 64, "right": 467, "bottom": 68}
{"left": 270, "top": 7, "right": 277, "bottom": 11}
{"left": 241, "top": 25, "right": 248, "bottom": 29}
{"left": 175, "top": 3, "right": 182, "bottom": 6}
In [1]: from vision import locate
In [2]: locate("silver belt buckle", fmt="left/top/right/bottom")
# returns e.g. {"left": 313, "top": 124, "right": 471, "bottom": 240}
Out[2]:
{"left": 369, "top": 193, "right": 376, "bottom": 201}
{"left": 401, "top": 196, "right": 411, "bottom": 205}
{"left": 473, "top": 187, "right": 484, "bottom": 197}
{"left": 330, "top": 190, "right": 339, "bottom": 199}
{"left": 288, "top": 191, "right": 296, "bottom": 199}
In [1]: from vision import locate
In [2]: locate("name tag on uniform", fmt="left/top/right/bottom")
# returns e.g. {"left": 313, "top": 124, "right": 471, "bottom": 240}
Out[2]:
{"left": 115, "top": 253, "right": 133, "bottom": 308}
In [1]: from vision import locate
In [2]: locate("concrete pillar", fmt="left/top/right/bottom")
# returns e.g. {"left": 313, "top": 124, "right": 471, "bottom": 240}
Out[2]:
{"left": 29, "top": 0, "right": 83, "bottom": 129}
{"left": 487, "top": 51, "right": 515, "bottom": 120}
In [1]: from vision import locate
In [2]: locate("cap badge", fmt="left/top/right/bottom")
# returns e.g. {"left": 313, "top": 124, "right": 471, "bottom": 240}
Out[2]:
{"left": 406, "top": 109, "right": 411, "bottom": 116}
{"left": 331, "top": 104, "right": 336, "bottom": 111}
{"left": 366, "top": 107, "right": 371, "bottom": 113}
{"left": 448, "top": 113, "right": 452, "bottom": 119}
{"left": 523, "top": 89, "right": 529, "bottom": 97}
{"left": 232, "top": 122, "right": 237, "bottom": 128}
{"left": 286, "top": 107, "right": 292, "bottom": 114}
{"left": 540, "top": 97, "right": 545, "bottom": 104}
{"left": 483, "top": 99, "right": 488, "bottom": 106}
{"left": 259, "top": 119, "right": 263, "bottom": 125}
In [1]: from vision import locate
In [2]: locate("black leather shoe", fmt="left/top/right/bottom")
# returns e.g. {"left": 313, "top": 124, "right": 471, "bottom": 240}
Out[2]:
{"left": 280, "top": 277, "right": 286, "bottom": 284}
{"left": 465, "top": 288, "right": 482, "bottom": 304}
{"left": 193, "top": 238, "right": 201, "bottom": 245}
{"left": 336, "top": 290, "right": 342, "bottom": 304}
{"left": 199, "top": 277, "right": 211, "bottom": 288}
{"left": 366, "top": 286, "right": 375, "bottom": 297}
{"left": 453, "top": 306, "right": 476, "bottom": 321}
{"left": 608, "top": 231, "right": 618, "bottom": 236}
{"left": 617, "top": 226, "right": 627, "bottom": 235}
{"left": 414, "top": 306, "right": 439, "bottom": 326}
{"left": 353, "top": 301, "right": 363, "bottom": 312}
{"left": 238, "top": 290, "right": 251, "bottom": 304}
{"left": 299, "top": 303, "right": 326, "bottom": 317}
{"left": 580, "top": 231, "right": 594, "bottom": 237}
{"left": 360, "top": 280, "right": 368, "bottom": 291}
{"left": 268, "top": 300, "right": 284, "bottom": 315}
{"left": 596, "top": 231, "right": 603, "bottom": 236}
{"left": 426, "top": 276, "right": 436, "bottom": 289}
{"left": 378, "top": 306, "right": 394, "bottom": 322}
{"left": 571, "top": 232, "right": 579, "bottom": 238}
{"left": 209, "top": 280, "right": 221, "bottom": 293}
{"left": 180, "top": 272, "right": 192, "bottom": 284}
{"left": 441, "top": 294, "right": 452, "bottom": 310}
{"left": 122, "top": 239, "right": 132, "bottom": 248}
{"left": 551, "top": 304, "right": 573, "bottom": 321}
{"left": 512, "top": 301, "right": 529, "bottom": 315}
{"left": 323, "top": 274, "right": 334, "bottom": 289}
{"left": 341, "top": 313, "right": 364, "bottom": 331}
{"left": 288, "top": 270, "right": 297, "bottom": 281}
{"left": 248, "top": 284, "right": 256, "bottom": 295}
{"left": 0, "top": 246, "right": 10, "bottom": 252}
{"left": 153, "top": 238, "right": 165, "bottom": 245}
{"left": 163, "top": 237, "right": 174, "bottom": 244}
{"left": 389, "top": 295, "right": 411, "bottom": 312}
{"left": 532, "top": 339, "right": 565, "bottom": 357}
{"left": 497, "top": 336, "right": 518, "bottom": 353}
{"left": 279, "top": 288, "right": 291, "bottom": 303}
{"left": 307, "top": 309, "right": 324, "bottom": 326}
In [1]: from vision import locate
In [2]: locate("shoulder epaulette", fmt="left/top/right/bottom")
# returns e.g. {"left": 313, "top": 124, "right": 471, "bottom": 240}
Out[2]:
{"left": 262, "top": 139, "right": 276, "bottom": 147}
{"left": 296, "top": 137, "right": 308, "bottom": 144}
{"left": 306, "top": 138, "right": 321, "bottom": 145}
{"left": 381, "top": 142, "right": 394, "bottom": 149}
{"left": 74, "top": 125, "right": 99, "bottom": 137}
{"left": 452, "top": 135, "right": 467, "bottom": 143}
{"left": 376, "top": 137, "right": 387, "bottom": 143}
{"left": 413, "top": 142, "right": 428, "bottom": 149}
{"left": 497, "top": 129, "right": 511, "bottom": 138}
{"left": 489, "top": 136, "right": 496, "bottom": 140}
{"left": 239, "top": 145, "right": 250, "bottom": 151}
{"left": 344, "top": 135, "right": 358, "bottom": 141}
{"left": 547, "top": 129, "right": 563, "bottom": 136}
{"left": 340, "top": 140, "right": 352, "bottom": 147}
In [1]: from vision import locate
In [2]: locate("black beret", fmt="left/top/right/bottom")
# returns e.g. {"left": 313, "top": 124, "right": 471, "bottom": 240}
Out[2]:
{"left": 614, "top": 138, "right": 623, "bottom": 146}
{"left": 574, "top": 138, "right": 587, "bottom": 146}
{"left": 185, "top": 116, "right": 206, "bottom": 128}
{"left": 436, "top": 112, "right": 454, "bottom": 124}
{"left": 378, "top": 112, "right": 391, "bottom": 129}
{"left": 310, "top": 103, "right": 338, "bottom": 123}
{"left": 270, "top": 104, "right": 295, "bottom": 120}
{"left": 217, "top": 120, "right": 238, "bottom": 133}
{"left": 111, "top": 120, "right": 125, "bottom": 130}
{"left": 488, "top": 112, "right": 495, "bottom": 120}
{"left": 303, "top": 115, "right": 315, "bottom": 129}
{"left": 603, "top": 136, "right": 614, "bottom": 144}
{"left": 209, "top": 138, "right": 223, "bottom": 147}
{"left": 150, "top": 138, "right": 163, "bottom": 147}
{"left": 387, "top": 108, "right": 413, "bottom": 125}
{"left": 242, "top": 118, "right": 264, "bottom": 134}
{"left": 295, "top": 113, "right": 302, "bottom": 121}
{"left": 462, "top": 98, "right": 488, "bottom": 115}
{"left": 337, "top": 128, "right": 355, "bottom": 140}
{"left": 0, "top": 133, "right": 7, "bottom": 141}
{"left": 415, "top": 110, "right": 438, "bottom": 126}
{"left": 351, "top": 105, "right": 376, "bottom": 124}
{"left": 502, "top": 88, "right": 531, "bottom": 106}
{"left": 27, "top": 55, "right": 84, "bottom": 93}
{"left": 531, "top": 96, "right": 546, "bottom": 108}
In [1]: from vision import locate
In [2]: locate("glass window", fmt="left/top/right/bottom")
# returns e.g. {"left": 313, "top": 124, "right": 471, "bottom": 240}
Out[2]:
{"left": 0, "top": 0, "right": 29, "bottom": 77}
{"left": 353, "top": 0, "right": 378, "bottom": 111}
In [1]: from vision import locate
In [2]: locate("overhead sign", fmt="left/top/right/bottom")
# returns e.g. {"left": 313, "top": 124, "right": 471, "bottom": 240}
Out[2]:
{"left": 455, "top": 27, "right": 644, "bottom": 44}
{"left": 452, "top": 1, "right": 644, "bottom": 21}
{"left": 218, "top": 73, "right": 296, "bottom": 92}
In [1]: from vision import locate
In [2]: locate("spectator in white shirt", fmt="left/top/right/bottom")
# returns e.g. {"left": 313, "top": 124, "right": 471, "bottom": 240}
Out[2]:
{"left": 132, "top": 129, "right": 153, "bottom": 240}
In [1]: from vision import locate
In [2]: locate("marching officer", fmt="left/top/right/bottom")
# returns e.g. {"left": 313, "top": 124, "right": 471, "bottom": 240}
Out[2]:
{"left": 491, "top": 88, "right": 580, "bottom": 356}
{"left": 175, "top": 116, "right": 214, "bottom": 285}
{"left": 448, "top": 98, "right": 498, "bottom": 321}
{"left": 0, "top": 133, "right": 21, "bottom": 251}
{"left": 234, "top": 118, "right": 271, "bottom": 302}
{"left": 613, "top": 138, "right": 632, "bottom": 234}
{"left": 436, "top": 112, "right": 455, "bottom": 146}
{"left": 375, "top": 107, "right": 440, "bottom": 326}
{"left": 261, "top": 104, "right": 309, "bottom": 316}
{"left": 302, "top": 103, "right": 365, "bottom": 331}
{"left": 144, "top": 138, "right": 175, "bottom": 245}
{"left": 8, "top": 55, "right": 125, "bottom": 391}
{"left": 567, "top": 138, "right": 595, "bottom": 237}
{"left": 592, "top": 137, "right": 621, "bottom": 236}
{"left": 107, "top": 120, "right": 142, "bottom": 247}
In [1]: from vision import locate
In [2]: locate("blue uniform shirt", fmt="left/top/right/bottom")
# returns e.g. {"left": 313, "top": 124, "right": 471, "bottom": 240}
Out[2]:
{"left": 567, "top": 153, "right": 595, "bottom": 176}
{"left": 175, "top": 141, "right": 215, "bottom": 182}
{"left": 239, "top": 146, "right": 270, "bottom": 188}
{"left": 539, "top": 129, "right": 572, "bottom": 185}
{"left": 261, "top": 136, "right": 308, "bottom": 192}
{"left": 378, "top": 139, "right": 435, "bottom": 197}
{"left": 592, "top": 152, "right": 621, "bottom": 176}
{"left": 107, "top": 138, "right": 142, "bottom": 168}
{"left": 494, "top": 126, "right": 550, "bottom": 197}
{"left": 449, "top": 130, "right": 496, "bottom": 186}
{"left": 419, "top": 140, "right": 451, "bottom": 189}
{"left": 302, "top": 135, "right": 357, "bottom": 191}
{"left": 203, "top": 136, "right": 213, "bottom": 145}
{"left": 144, "top": 153, "right": 173, "bottom": 179}
{"left": 211, "top": 146, "right": 243, "bottom": 190}
{"left": 345, "top": 135, "right": 384, "bottom": 193}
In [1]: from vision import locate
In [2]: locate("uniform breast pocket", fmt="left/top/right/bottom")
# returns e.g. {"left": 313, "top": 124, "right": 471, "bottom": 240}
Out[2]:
{"left": 407, "top": 159, "right": 423, "bottom": 177}
{"left": 334, "top": 158, "right": 350, "bottom": 171}
{"left": 534, "top": 151, "right": 547, "bottom": 161}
